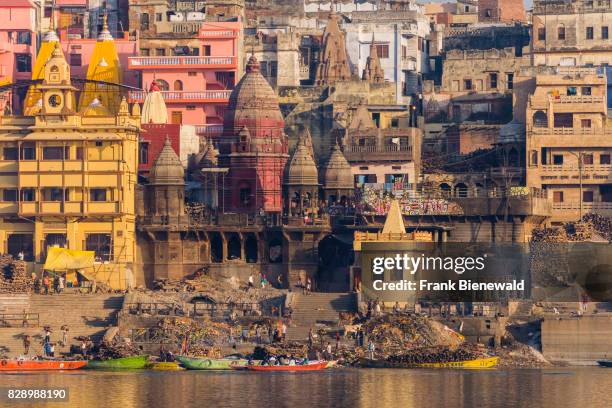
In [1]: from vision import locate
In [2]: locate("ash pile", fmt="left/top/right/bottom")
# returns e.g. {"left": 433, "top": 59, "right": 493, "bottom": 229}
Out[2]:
{"left": 0, "top": 256, "right": 30, "bottom": 294}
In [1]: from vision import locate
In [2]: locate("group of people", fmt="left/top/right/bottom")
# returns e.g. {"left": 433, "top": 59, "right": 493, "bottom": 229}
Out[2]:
{"left": 259, "top": 354, "right": 309, "bottom": 366}
{"left": 32, "top": 273, "right": 65, "bottom": 295}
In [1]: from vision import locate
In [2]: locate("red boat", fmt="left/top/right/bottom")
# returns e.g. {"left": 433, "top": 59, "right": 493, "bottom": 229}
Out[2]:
{"left": 246, "top": 362, "right": 328, "bottom": 372}
{"left": 0, "top": 359, "right": 88, "bottom": 371}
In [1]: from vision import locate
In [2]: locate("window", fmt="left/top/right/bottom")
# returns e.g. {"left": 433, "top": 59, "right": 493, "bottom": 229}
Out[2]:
{"left": 553, "top": 155, "right": 564, "bottom": 165}
{"left": 16, "top": 31, "right": 31, "bottom": 45}
{"left": 600, "top": 154, "right": 611, "bottom": 164}
{"left": 507, "top": 73, "right": 514, "bottom": 90}
{"left": 581, "top": 119, "right": 592, "bottom": 128}
{"left": 2, "top": 189, "right": 17, "bottom": 202}
{"left": 260, "top": 61, "right": 268, "bottom": 76}
{"left": 554, "top": 113, "right": 573, "bottom": 127}
{"left": 86, "top": 234, "right": 112, "bottom": 262}
{"left": 7, "top": 234, "right": 34, "bottom": 261}
{"left": 186, "top": 105, "right": 196, "bottom": 110}
{"left": 188, "top": 72, "right": 197, "bottom": 77}
{"left": 20, "top": 142, "right": 35, "bottom": 160}
{"left": 173, "top": 80, "right": 183, "bottom": 91}
{"left": 582, "top": 154, "right": 594, "bottom": 165}
{"left": 239, "top": 186, "right": 252, "bottom": 206}
{"left": 558, "top": 26, "right": 566, "bottom": 40}
{"left": 533, "top": 111, "right": 548, "bottom": 127}
{"left": 586, "top": 27, "right": 594, "bottom": 40}
{"left": 581, "top": 87, "right": 592, "bottom": 95}
{"left": 15, "top": 54, "right": 31, "bottom": 72}
{"left": 21, "top": 188, "right": 35, "bottom": 202}
{"left": 567, "top": 86, "right": 577, "bottom": 96}
{"left": 3, "top": 147, "right": 18, "bottom": 160}
{"left": 203, "top": 45, "right": 211, "bottom": 56}
{"left": 42, "top": 146, "right": 66, "bottom": 160}
{"left": 156, "top": 48, "right": 166, "bottom": 56}
{"left": 270, "top": 61, "right": 278, "bottom": 78}
{"left": 603, "top": 26, "right": 609, "bottom": 39}
{"left": 485, "top": 9, "right": 492, "bottom": 17}
{"left": 43, "top": 188, "right": 66, "bottom": 202}
{"left": 140, "top": 13, "right": 149, "bottom": 30}
{"left": 155, "top": 79, "right": 169, "bottom": 91}
{"left": 489, "top": 73, "right": 498, "bottom": 89}
{"left": 583, "top": 191, "right": 594, "bottom": 202}
{"left": 95, "top": 141, "right": 103, "bottom": 147}
{"left": 553, "top": 191, "right": 564, "bottom": 203}
{"left": 464, "top": 79, "right": 473, "bottom": 90}
{"left": 538, "top": 28, "right": 546, "bottom": 41}
{"left": 90, "top": 189, "right": 107, "bottom": 202}
{"left": 140, "top": 48, "right": 150, "bottom": 56}
{"left": 391, "top": 118, "right": 399, "bottom": 128}
{"left": 465, "top": 5, "right": 469, "bottom": 12}
{"left": 155, "top": 13, "right": 163, "bottom": 22}
{"left": 69, "top": 53, "right": 82, "bottom": 66}
{"left": 76, "top": 147, "right": 83, "bottom": 160}
{"left": 375, "top": 44, "right": 389, "bottom": 59}
{"left": 139, "top": 142, "right": 149, "bottom": 164}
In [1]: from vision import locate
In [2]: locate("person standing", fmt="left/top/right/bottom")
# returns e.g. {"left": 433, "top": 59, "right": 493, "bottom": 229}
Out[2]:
{"left": 368, "top": 340, "right": 375, "bottom": 359}
{"left": 335, "top": 331, "right": 340, "bottom": 351}
{"left": 43, "top": 275, "right": 50, "bottom": 295}
{"left": 308, "top": 327, "right": 314, "bottom": 349}
{"left": 44, "top": 327, "right": 51, "bottom": 344}
{"left": 58, "top": 275, "right": 64, "bottom": 294}
{"left": 326, "top": 342, "right": 333, "bottom": 360}
{"left": 23, "top": 335, "right": 31, "bottom": 355}
{"left": 248, "top": 274, "right": 254, "bottom": 290}
{"left": 60, "top": 325, "right": 68, "bottom": 347}
{"left": 281, "top": 322, "right": 287, "bottom": 342}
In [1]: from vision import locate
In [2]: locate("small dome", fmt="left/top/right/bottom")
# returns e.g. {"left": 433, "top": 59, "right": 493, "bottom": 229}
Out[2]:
{"left": 198, "top": 143, "right": 219, "bottom": 168}
{"left": 323, "top": 143, "right": 353, "bottom": 190}
{"left": 285, "top": 141, "right": 318, "bottom": 186}
{"left": 149, "top": 138, "right": 184, "bottom": 185}
{"left": 82, "top": 98, "right": 111, "bottom": 116}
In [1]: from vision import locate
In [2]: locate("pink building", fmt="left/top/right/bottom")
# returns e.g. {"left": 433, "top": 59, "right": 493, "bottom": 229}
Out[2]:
{"left": 0, "top": 0, "right": 37, "bottom": 111}
{"left": 58, "top": 30, "right": 140, "bottom": 88}
{"left": 128, "top": 22, "right": 241, "bottom": 138}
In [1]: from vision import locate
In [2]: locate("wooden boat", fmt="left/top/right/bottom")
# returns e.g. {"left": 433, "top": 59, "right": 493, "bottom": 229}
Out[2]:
{"left": 597, "top": 360, "right": 612, "bottom": 367}
{"left": 175, "top": 355, "right": 249, "bottom": 370}
{"left": 147, "top": 361, "right": 185, "bottom": 371}
{"left": 360, "top": 356, "right": 499, "bottom": 369}
{"left": 0, "top": 359, "right": 87, "bottom": 371}
{"left": 246, "top": 361, "right": 329, "bottom": 372}
{"left": 86, "top": 355, "right": 149, "bottom": 369}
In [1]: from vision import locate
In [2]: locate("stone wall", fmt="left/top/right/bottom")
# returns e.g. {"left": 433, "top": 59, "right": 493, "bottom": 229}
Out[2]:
{"left": 542, "top": 315, "right": 612, "bottom": 364}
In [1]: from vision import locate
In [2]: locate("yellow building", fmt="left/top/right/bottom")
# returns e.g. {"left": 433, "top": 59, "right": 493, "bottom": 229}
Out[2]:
{"left": 0, "top": 43, "right": 141, "bottom": 289}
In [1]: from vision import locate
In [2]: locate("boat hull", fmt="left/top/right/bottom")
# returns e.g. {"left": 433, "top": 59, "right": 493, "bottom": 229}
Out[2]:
{"left": 360, "top": 357, "right": 499, "bottom": 369}
{"left": 176, "top": 356, "right": 249, "bottom": 370}
{"left": 87, "top": 355, "right": 149, "bottom": 369}
{"left": 0, "top": 360, "right": 87, "bottom": 371}
{"left": 246, "top": 362, "right": 329, "bottom": 372}
{"left": 597, "top": 360, "right": 612, "bottom": 367}
{"left": 147, "top": 362, "right": 184, "bottom": 371}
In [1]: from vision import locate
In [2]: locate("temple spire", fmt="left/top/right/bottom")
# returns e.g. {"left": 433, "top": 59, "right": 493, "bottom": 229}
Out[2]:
{"left": 362, "top": 33, "right": 385, "bottom": 84}
{"left": 315, "top": 10, "right": 351, "bottom": 85}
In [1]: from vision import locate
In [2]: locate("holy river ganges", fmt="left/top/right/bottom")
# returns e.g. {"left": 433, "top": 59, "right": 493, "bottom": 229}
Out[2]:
{"left": 1, "top": 368, "right": 610, "bottom": 407}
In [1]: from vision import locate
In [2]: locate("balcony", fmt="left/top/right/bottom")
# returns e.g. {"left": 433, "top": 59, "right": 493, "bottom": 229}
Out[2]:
{"left": 529, "top": 127, "right": 612, "bottom": 147}
{"left": 128, "top": 56, "right": 237, "bottom": 70}
{"left": 343, "top": 145, "right": 414, "bottom": 162}
{"left": 549, "top": 95, "right": 605, "bottom": 113}
{"left": 87, "top": 202, "right": 120, "bottom": 214}
{"left": 538, "top": 165, "right": 612, "bottom": 184}
{"left": 18, "top": 201, "right": 120, "bottom": 216}
{"left": 129, "top": 90, "right": 231, "bottom": 103}
{"left": 195, "top": 124, "right": 224, "bottom": 137}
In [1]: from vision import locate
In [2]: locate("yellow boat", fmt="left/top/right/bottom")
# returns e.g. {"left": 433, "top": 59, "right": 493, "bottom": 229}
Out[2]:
{"left": 415, "top": 357, "right": 499, "bottom": 369}
{"left": 147, "top": 362, "right": 185, "bottom": 371}
{"left": 360, "top": 356, "right": 499, "bottom": 369}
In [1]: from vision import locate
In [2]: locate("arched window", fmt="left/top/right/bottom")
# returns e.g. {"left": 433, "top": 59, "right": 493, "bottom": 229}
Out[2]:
{"left": 439, "top": 183, "right": 451, "bottom": 198}
{"left": 533, "top": 111, "right": 548, "bottom": 128}
{"left": 454, "top": 183, "right": 468, "bottom": 198}
{"left": 474, "top": 183, "right": 484, "bottom": 197}
{"left": 173, "top": 80, "right": 183, "bottom": 91}
{"left": 155, "top": 79, "right": 169, "bottom": 91}
{"left": 530, "top": 150, "right": 538, "bottom": 166}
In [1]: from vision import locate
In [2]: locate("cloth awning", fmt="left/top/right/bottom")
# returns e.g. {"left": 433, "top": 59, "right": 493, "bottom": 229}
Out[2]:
{"left": 43, "top": 247, "right": 95, "bottom": 271}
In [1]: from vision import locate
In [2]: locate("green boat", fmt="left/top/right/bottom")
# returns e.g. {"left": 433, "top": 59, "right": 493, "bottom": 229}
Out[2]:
{"left": 175, "top": 355, "right": 250, "bottom": 370}
{"left": 87, "top": 355, "right": 150, "bottom": 370}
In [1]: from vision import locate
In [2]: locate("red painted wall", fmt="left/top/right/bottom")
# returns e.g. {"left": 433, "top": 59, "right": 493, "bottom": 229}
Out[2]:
{"left": 139, "top": 124, "right": 181, "bottom": 174}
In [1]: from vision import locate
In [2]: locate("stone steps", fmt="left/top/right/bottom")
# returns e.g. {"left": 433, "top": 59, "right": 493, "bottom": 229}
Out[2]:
{"left": 0, "top": 294, "right": 124, "bottom": 356}
{"left": 286, "top": 292, "right": 356, "bottom": 341}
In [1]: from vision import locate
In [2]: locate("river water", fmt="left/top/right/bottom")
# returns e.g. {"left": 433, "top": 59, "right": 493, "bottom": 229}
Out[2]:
{"left": 1, "top": 368, "right": 610, "bottom": 408}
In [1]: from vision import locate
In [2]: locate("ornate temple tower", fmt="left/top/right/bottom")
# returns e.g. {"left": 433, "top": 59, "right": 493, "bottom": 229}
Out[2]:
{"left": 284, "top": 131, "right": 319, "bottom": 216}
{"left": 362, "top": 34, "right": 385, "bottom": 84}
{"left": 315, "top": 11, "right": 352, "bottom": 85}
{"left": 322, "top": 142, "right": 354, "bottom": 204}
{"left": 219, "top": 56, "right": 289, "bottom": 214}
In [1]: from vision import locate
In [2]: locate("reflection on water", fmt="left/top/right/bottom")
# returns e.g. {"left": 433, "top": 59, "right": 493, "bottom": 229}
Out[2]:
{"left": 1, "top": 368, "right": 611, "bottom": 408}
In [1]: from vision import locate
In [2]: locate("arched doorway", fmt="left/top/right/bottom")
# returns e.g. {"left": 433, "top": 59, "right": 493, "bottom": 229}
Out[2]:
{"left": 227, "top": 233, "right": 241, "bottom": 260}
{"left": 210, "top": 232, "right": 223, "bottom": 263}
{"left": 245, "top": 235, "right": 258, "bottom": 263}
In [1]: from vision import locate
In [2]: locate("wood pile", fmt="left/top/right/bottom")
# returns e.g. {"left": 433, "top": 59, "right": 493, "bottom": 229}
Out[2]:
{"left": 386, "top": 343, "right": 483, "bottom": 364}
{"left": 0, "top": 256, "right": 31, "bottom": 294}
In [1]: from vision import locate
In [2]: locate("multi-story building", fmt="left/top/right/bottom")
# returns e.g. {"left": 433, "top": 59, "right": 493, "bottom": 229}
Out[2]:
{"left": 344, "top": 8, "right": 431, "bottom": 103}
{"left": 0, "top": 0, "right": 37, "bottom": 111}
{"left": 531, "top": 0, "right": 612, "bottom": 67}
{"left": 341, "top": 103, "right": 422, "bottom": 186}
{"left": 127, "top": 0, "right": 243, "bottom": 136}
{"left": 477, "top": 0, "right": 525, "bottom": 23}
{"left": 0, "top": 43, "right": 141, "bottom": 288}
{"left": 526, "top": 67, "right": 612, "bottom": 221}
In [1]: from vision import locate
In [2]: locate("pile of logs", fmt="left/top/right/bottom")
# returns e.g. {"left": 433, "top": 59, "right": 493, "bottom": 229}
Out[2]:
{"left": 386, "top": 344, "right": 483, "bottom": 364}
{"left": 0, "top": 255, "right": 31, "bottom": 294}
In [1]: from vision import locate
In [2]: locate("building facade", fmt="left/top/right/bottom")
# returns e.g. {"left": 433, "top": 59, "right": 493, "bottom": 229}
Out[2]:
{"left": 526, "top": 67, "right": 612, "bottom": 221}
{"left": 0, "top": 43, "right": 140, "bottom": 288}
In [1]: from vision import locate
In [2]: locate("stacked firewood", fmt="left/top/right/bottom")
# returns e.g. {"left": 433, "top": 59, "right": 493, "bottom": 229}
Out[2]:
{"left": 386, "top": 344, "right": 483, "bottom": 364}
{"left": 0, "top": 256, "right": 31, "bottom": 294}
